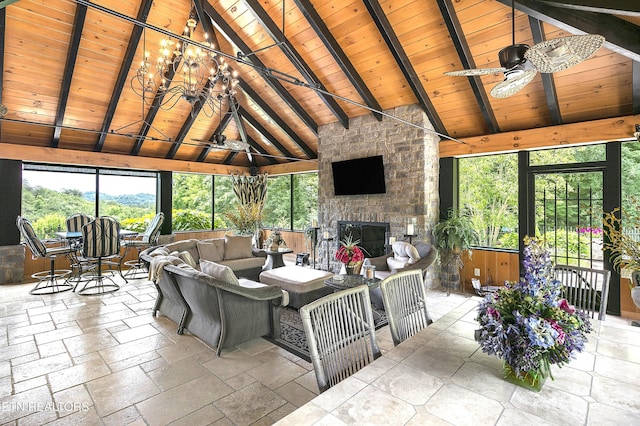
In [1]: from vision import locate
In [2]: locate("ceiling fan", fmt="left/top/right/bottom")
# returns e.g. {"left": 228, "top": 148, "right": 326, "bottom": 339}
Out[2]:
{"left": 444, "top": 0, "right": 605, "bottom": 98}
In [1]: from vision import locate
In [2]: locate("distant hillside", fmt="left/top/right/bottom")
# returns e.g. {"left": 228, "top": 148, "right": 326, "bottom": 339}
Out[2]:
{"left": 83, "top": 192, "right": 154, "bottom": 206}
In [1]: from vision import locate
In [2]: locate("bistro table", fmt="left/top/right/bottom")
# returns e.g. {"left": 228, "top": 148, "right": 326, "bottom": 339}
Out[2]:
{"left": 55, "top": 229, "right": 137, "bottom": 240}
{"left": 263, "top": 248, "right": 294, "bottom": 270}
{"left": 324, "top": 274, "right": 381, "bottom": 291}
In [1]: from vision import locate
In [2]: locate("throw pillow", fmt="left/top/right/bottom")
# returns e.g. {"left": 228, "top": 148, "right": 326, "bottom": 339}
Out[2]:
{"left": 197, "top": 239, "right": 225, "bottom": 262}
{"left": 179, "top": 251, "right": 198, "bottom": 268}
{"left": 200, "top": 259, "right": 240, "bottom": 285}
{"left": 392, "top": 241, "right": 421, "bottom": 264}
{"left": 387, "top": 257, "right": 409, "bottom": 270}
{"left": 224, "top": 235, "right": 253, "bottom": 260}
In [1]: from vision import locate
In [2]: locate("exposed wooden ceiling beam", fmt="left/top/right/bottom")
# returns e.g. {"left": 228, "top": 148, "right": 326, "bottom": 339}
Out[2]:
{"left": 293, "top": 0, "right": 382, "bottom": 121}
{"left": 440, "top": 114, "right": 639, "bottom": 157}
{"left": 238, "top": 105, "right": 294, "bottom": 158}
{"left": 239, "top": 79, "right": 316, "bottom": 159}
{"left": 362, "top": 0, "right": 447, "bottom": 135}
{"left": 0, "top": 143, "right": 248, "bottom": 175}
{"left": 498, "top": 0, "right": 640, "bottom": 62}
{"left": 94, "top": 0, "right": 153, "bottom": 153}
{"left": 203, "top": 2, "right": 319, "bottom": 136}
{"left": 540, "top": 1, "right": 640, "bottom": 16}
{"left": 51, "top": 4, "right": 86, "bottom": 148}
{"left": 528, "top": 16, "right": 562, "bottom": 125}
{"left": 437, "top": 0, "right": 499, "bottom": 134}
{"left": 244, "top": 0, "right": 349, "bottom": 129}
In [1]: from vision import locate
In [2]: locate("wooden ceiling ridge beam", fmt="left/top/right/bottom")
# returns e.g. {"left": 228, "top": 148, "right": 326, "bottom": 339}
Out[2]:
{"left": 94, "top": 0, "right": 154, "bottom": 153}
{"left": 51, "top": 4, "right": 87, "bottom": 148}
{"left": 439, "top": 114, "right": 640, "bottom": 158}
{"left": 499, "top": 0, "right": 640, "bottom": 62}
{"left": 244, "top": 0, "right": 350, "bottom": 129}
{"left": 436, "top": 0, "right": 500, "bottom": 134}
{"left": 539, "top": 1, "right": 640, "bottom": 16}
{"left": 196, "top": 107, "right": 233, "bottom": 162}
{"left": 237, "top": 105, "right": 294, "bottom": 158}
{"left": 361, "top": 0, "right": 447, "bottom": 135}
{"left": 203, "top": 2, "right": 319, "bottom": 136}
{"left": 528, "top": 16, "right": 562, "bottom": 125}
{"left": 238, "top": 78, "right": 316, "bottom": 159}
{"left": 293, "top": 0, "right": 382, "bottom": 121}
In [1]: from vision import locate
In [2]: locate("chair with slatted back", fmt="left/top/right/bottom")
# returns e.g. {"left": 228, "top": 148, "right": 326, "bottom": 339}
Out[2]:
{"left": 16, "top": 216, "right": 74, "bottom": 295}
{"left": 121, "top": 212, "right": 164, "bottom": 279}
{"left": 77, "top": 216, "right": 122, "bottom": 295}
{"left": 300, "top": 285, "right": 381, "bottom": 393}
{"left": 379, "top": 269, "right": 433, "bottom": 346}
{"left": 554, "top": 264, "right": 611, "bottom": 320}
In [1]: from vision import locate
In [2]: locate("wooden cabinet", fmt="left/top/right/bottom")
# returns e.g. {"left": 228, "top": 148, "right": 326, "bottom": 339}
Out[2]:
{"left": 461, "top": 248, "right": 519, "bottom": 293}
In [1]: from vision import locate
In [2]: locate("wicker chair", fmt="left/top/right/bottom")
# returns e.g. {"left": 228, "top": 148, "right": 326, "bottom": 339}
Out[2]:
{"left": 121, "top": 212, "right": 164, "bottom": 279}
{"left": 16, "top": 216, "right": 74, "bottom": 295}
{"left": 554, "top": 264, "right": 611, "bottom": 320}
{"left": 77, "top": 216, "right": 122, "bottom": 295}
{"left": 300, "top": 285, "right": 381, "bottom": 393}
{"left": 379, "top": 270, "right": 433, "bottom": 346}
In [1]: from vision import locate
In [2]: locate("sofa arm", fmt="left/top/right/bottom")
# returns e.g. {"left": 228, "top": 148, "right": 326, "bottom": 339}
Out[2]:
{"left": 252, "top": 247, "right": 267, "bottom": 258}
{"left": 396, "top": 248, "right": 437, "bottom": 274}
{"left": 367, "top": 252, "right": 393, "bottom": 271}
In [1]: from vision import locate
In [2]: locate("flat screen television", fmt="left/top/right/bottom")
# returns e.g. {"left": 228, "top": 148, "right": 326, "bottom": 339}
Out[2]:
{"left": 331, "top": 155, "right": 386, "bottom": 195}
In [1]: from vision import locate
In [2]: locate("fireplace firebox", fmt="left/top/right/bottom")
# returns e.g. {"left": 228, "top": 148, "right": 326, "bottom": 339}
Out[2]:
{"left": 337, "top": 221, "right": 390, "bottom": 258}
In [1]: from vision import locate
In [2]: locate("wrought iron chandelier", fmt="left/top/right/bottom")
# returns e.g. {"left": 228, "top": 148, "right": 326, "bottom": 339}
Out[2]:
{"left": 131, "top": 15, "right": 239, "bottom": 117}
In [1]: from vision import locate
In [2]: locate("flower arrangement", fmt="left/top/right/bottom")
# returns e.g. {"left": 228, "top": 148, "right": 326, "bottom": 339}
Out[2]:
{"left": 335, "top": 234, "right": 365, "bottom": 266}
{"left": 476, "top": 237, "right": 593, "bottom": 386}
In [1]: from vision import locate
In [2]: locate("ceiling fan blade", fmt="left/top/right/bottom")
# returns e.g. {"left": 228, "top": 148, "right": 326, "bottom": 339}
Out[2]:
{"left": 445, "top": 67, "right": 507, "bottom": 77}
{"left": 225, "top": 139, "right": 249, "bottom": 151}
{"left": 490, "top": 69, "right": 537, "bottom": 98}
{"left": 525, "top": 34, "right": 605, "bottom": 74}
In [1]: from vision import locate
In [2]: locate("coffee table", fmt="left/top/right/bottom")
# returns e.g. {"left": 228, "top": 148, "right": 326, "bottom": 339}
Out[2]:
{"left": 263, "top": 248, "right": 294, "bottom": 270}
{"left": 324, "top": 274, "right": 381, "bottom": 291}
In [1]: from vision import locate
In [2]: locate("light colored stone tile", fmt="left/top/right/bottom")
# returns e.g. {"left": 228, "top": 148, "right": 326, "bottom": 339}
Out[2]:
{"left": 247, "top": 357, "right": 309, "bottom": 389}
{"left": 352, "top": 355, "right": 397, "bottom": 384}
{"left": 236, "top": 337, "right": 275, "bottom": 355}
{"left": 275, "top": 381, "right": 317, "bottom": 408}
{"left": 101, "top": 405, "right": 142, "bottom": 426}
{"left": 511, "top": 382, "right": 588, "bottom": 424}
{"left": 333, "top": 385, "right": 416, "bottom": 425}
{"left": 158, "top": 337, "right": 210, "bottom": 364}
{"left": 272, "top": 402, "right": 327, "bottom": 426}
{"left": 423, "top": 331, "right": 480, "bottom": 359}
{"left": 168, "top": 404, "right": 225, "bottom": 426}
{"left": 99, "top": 334, "right": 173, "bottom": 365}
{"left": 123, "top": 313, "right": 158, "bottom": 329}
{"left": 148, "top": 356, "right": 210, "bottom": 391}
{"left": 63, "top": 328, "right": 119, "bottom": 358}
{"left": 52, "top": 384, "right": 94, "bottom": 416}
{"left": 587, "top": 402, "right": 640, "bottom": 425}
{"left": 225, "top": 372, "right": 256, "bottom": 390}
{"left": 312, "top": 377, "right": 367, "bottom": 412}
{"left": 0, "top": 341, "right": 37, "bottom": 363}
{"left": 137, "top": 374, "right": 233, "bottom": 425}
{"left": 109, "top": 350, "right": 161, "bottom": 373}
{"left": 0, "top": 375, "right": 10, "bottom": 398}
{"left": 37, "top": 340, "right": 67, "bottom": 358}
{"left": 406, "top": 405, "right": 454, "bottom": 426}
{"left": 373, "top": 362, "right": 444, "bottom": 405}
{"left": 48, "top": 358, "right": 111, "bottom": 393}
{"left": 596, "top": 337, "right": 640, "bottom": 363}
{"left": 425, "top": 384, "right": 503, "bottom": 426}
{"left": 403, "top": 345, "right": 466, "bottom": 378}
{"left": 0, "top": 360, "right": 10, "bottom": 378}
{"left": 215, "top": 382, "right": 286, "bottom": 425}
{"left": 0, "top": 385, "right": 53, "bottom": 424}
{"left": 591, "top": 375, "right": 640, "bottom": 413}
{"left": 12, "top": 352, "right": 72, "bottom": 383}
{"left": 545, "top": 364, "right": 592, "bottom": 396}
{"left": 44, "top": 406, "right": 102, "bottom": 425}
{"left": 28, "top": 313, "right": 52, "bottom": 325}
{"left": 87, "top": 366, "right": 160, "bottom": 417}
{"left": 451, "top": 361, "right": 513, "bottom": 401}
{"left": 295, "top": 369, "right": 320, "bottom": 395}
{"left": 111, "top": 324, "right": 159, "bottom": 344}
{"left": 35, "top": 324, "right": 86, "bottom": 347}
{"left": 266, "top": 402, "right": 298, "bottom": 424}
{"left": 496, "top": 408, "right": 558, "bottom": 425}
{"left": 595, "top": 354, "right": 640, "bottom": 385}
{"left": 203, "top": 350, "right": 263, "bottom": 381}
{"left": 8, "top": 322, "right": 55, "bottom": 341}
{"left": 13, "top": 375, "right": 47, "bottom": 394}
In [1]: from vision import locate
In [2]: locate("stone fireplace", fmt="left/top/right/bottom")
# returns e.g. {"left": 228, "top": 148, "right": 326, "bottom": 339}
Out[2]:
{"left": 317, "top": 104, "right": 440, "bottom": 287}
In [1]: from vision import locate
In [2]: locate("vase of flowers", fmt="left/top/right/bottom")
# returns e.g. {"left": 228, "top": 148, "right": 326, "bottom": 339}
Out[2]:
{"left": 475, "top": 237, "right": 593, "bottom": 391}
{"left": 336, "top": 234, "right": 365, "bottom": 275}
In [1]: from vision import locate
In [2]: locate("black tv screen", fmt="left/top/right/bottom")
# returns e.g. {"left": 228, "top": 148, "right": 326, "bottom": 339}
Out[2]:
{"left": 331, "top": 155, "right": 386, "bottom": 195}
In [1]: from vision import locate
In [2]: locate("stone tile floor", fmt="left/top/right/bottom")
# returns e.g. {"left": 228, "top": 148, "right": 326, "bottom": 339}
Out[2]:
{"left": 0, "top": 273, "right": 470, "bottom": 425}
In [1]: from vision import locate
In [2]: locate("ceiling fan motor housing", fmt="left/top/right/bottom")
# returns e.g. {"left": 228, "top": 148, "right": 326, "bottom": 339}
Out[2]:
{"left": 498, "top": 44, "right": 529, "bottom": 69}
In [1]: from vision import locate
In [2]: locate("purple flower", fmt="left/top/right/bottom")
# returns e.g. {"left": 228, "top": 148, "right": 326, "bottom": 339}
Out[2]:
{"left": 558, "top": 299, "right": 576, "bottom": 314}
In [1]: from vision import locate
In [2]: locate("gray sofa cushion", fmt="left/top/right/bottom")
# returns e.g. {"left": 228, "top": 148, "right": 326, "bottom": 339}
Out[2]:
{"left": 165, "top": 239, "right": 200, "bottom": 263}
{"left": 224, "top": 235, "right": 253, "bottom": 260}
{"left": 219, "top": 257, "right": 265, "bottom": 271}
{"left": 197, "top": 239, "right": 225, "bottom": 262}
{"left": 200, "top": 259, "right": 240, "bottom": 286}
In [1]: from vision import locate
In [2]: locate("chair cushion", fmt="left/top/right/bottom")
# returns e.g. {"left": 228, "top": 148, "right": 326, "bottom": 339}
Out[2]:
{"left": 197, "top": 239, "right": 225, "bottom": 262}
{"left": 179, "top": 251, "right": 198, "bottom": 269}
{"left": 200, "top": 259, "right": 240, "bottom": 286}
{"left": 224, "top": 235, "right": 253, "bottom": 260}
{"left": 392, "top": 241, "right": 421, "bottom": 264}
{"left": 218, "top": 257, "right": 266, "bottom": 271}
{"left": 387, "top": 257, "right": 409, "bottom": 270}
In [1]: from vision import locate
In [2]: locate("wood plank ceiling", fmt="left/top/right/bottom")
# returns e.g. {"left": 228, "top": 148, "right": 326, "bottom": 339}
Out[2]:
{"left": 0, "top": 0, "right": 638, "bottom": 171}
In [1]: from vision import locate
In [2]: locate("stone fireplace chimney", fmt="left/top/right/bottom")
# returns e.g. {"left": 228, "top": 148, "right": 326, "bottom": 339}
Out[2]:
{"left": 317, "top": 104, "right": 440, "bottom": 287}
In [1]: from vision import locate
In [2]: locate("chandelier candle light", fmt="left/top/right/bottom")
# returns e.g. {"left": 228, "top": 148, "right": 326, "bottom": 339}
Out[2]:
{"left": 132, "top": 16, "right": 239, "bottom": 117}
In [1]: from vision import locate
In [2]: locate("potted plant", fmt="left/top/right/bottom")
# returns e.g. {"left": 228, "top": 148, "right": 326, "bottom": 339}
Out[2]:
{"left": 433, "top": 209, "right": 479, "bottom": 292}
{"left": 476, "top": 237, "right": 593, "bottom": 391}
{"left": 602, "top": 200, "right": 640, "bottom": 309}
{"left": 335, "top": 234, "right": 365, "bottom": 275}
{"left": 224, "top": 201, "right": 264, "bottom": 245}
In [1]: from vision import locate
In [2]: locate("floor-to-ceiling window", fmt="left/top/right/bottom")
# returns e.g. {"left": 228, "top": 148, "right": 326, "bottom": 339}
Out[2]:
{"left": 172, "top": 173, "right": 213, "bottom": 231}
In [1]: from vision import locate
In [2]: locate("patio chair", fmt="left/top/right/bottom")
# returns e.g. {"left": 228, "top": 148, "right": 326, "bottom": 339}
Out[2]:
{"left": 16, "top": 216, "right": 74, "bottom": 295}
{"left": 379, "top": 270, "right": 432, "bottom": 346}
{"left": 554, "top": 264, "right": 611, "bottom": 320}
{"left": 121, "top": 212, "right": 164, "bottom": 279}
{"left": 66, "top": 213, "right": 93, "bottom": 232}
{"left": 300, "top": 285, "right": 381, "bottom": 393}
{"left": 76, "top": 216, "right": 122, "bottom": 295}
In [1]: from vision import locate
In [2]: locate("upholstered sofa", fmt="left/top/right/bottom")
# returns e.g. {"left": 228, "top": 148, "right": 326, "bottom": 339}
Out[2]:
{"left": 162, "top": 235, "right": 267, "bottom": 281}
{"left": 140, "top": 247, "right": 288, "bottom": 355}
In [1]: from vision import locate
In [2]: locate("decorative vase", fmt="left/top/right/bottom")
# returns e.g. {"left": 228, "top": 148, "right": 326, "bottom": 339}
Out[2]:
{"left": 503, "top": 363, "right": 547, "bottom": 392}
{"left": 345, "top": 261, "right": 363, "bottom": 275}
